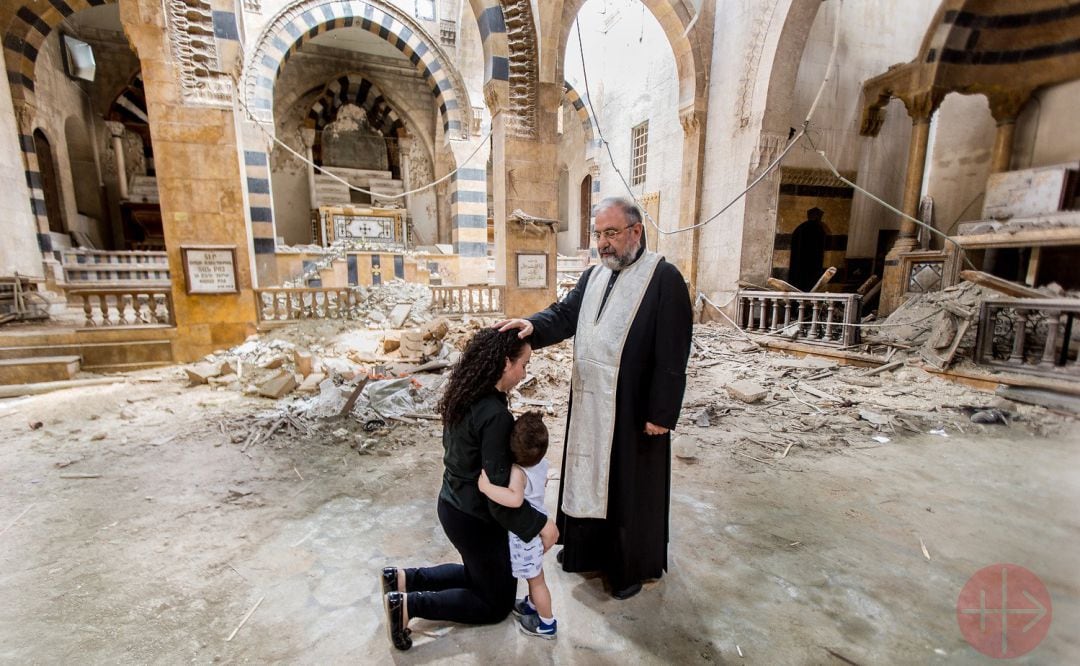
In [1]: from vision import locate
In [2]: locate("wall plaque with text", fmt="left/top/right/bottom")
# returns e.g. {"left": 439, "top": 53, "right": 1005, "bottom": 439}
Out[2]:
{"left": 516, "top": 253, "right": 548, "bottom": 289}
{"left": 181, "top": 246, "right": 238, "bottom": 294}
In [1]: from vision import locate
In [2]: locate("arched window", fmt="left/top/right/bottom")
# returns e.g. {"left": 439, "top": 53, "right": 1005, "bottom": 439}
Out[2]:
{"left": 32, "top": 129, "right": 66, "bottom": 234}
{"left": 579, "top": 174, "right": 593, "bottom": 249}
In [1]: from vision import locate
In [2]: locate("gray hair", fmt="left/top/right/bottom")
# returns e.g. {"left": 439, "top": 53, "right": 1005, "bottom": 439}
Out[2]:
{"left": 595, "top": 197, "right": 643, "bottom": 228}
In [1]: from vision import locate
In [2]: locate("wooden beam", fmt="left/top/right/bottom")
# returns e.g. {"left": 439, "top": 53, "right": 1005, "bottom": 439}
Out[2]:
{"left": 959, "top": 270, "right": 1044, "bottom": 298}
{"left": 766, "top": 277, "right": 803, "bottom": 293}
{"left": 809, "top": 267, "right": 837, "bottom": 293}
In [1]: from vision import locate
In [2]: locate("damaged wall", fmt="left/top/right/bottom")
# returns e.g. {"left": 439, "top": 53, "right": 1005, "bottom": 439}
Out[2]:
{"left": 555, "top": 99, "right": 592, "bottom": 256}
{"left": 1013, "top": 78, "right": 1080, "bottom": 172}
{"left": 923, "top": 93, "right": 997, "bottom": 244}
{"left": 782, "top": 0, "right": 939, "bottom": 269}
{"left": 563, "top": 0, "right": 683, "bottom": 259}
{"left": 0, "top": 48, "right": 42, "bottom": 277}
{"left": 270, "top": 49, "right": 439, "bottom": 246}
{"left": 29, "top": 29, "right": 106, "bottom": 250}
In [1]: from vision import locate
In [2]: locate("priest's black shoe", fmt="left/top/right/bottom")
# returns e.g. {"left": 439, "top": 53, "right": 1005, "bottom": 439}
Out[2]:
{"left": 383, "top": 591, "right": 412, "bottom": 650}
{"left": 380, "top": 566, "right": 398, "bottom": 595}
{"left": 556, "top": 549, "right": 564, "bottom": 564}
{"left": 612, "top": 581, "right": 642, "bottom": 600}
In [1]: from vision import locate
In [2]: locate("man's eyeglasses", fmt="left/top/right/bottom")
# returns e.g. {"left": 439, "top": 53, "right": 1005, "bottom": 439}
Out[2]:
{"left": 591, "top": 223, "right": 639, "bottom": 241}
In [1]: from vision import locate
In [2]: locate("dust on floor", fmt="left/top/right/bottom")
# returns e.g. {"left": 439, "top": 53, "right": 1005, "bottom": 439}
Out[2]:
{"left": 1, "top": 334, "right": 1077, "bottom": 664}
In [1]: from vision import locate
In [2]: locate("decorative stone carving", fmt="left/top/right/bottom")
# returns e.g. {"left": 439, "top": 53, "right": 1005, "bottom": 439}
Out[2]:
{"left": 502, "top": 0, "right": 538, "bottom": 138}
{"left": 243, "top": 0, "right": 261, "bottom": 12}
{"left": 751, "top": 131, "right": 787, "bottom": 176}
{"left": 900, "top": 91, "right": 944, "bottom": 123}
{"left": 779, "top": 167, "right": 856, "bottom": 189}
{"left": 679, "top": 108, "right": 701, "bottom": 136}
{"left": 105, "top": 121, "right": 125, "bottom": 139}
{"left": 987, "top": 90, "right": 1032, "bottom": 125}
{"left": 163, "top": 0, "right": 232, "bottom": 107}
{"left": 735, "top": 0, "right": 780, "bottom": 128}
{"left": 406, "top": 136, "right": 433, "bottom": 191}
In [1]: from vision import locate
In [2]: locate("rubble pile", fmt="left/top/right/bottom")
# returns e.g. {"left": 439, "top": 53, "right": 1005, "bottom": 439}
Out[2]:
{"left": 674, "top": 323, "right": 1065, "bottom": 464}
{"left": 861, "top": 281, "right": 988, "bottom": 370}
{"left": 258, "top": 279, "right": 435, "bottom": 329}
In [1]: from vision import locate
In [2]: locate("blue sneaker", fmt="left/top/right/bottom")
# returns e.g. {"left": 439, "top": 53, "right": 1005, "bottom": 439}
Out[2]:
{"left": 512, "top": 596, "right": 537, "bottom": 618}
{"left": 517, "top": 613, "right": 556, "bottom": 639}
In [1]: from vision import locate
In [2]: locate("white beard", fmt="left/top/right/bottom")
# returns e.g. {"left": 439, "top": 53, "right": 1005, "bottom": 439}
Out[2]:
{"left": 600, "top": 242, "right": 642, "bottom": 271}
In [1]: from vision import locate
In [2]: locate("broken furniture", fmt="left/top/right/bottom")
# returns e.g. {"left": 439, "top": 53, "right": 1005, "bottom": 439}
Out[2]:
{"left": 0, "top": 274, "right": 49, "bottom": 325}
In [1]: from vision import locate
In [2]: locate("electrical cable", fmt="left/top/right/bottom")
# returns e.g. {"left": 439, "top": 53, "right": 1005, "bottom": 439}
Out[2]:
{"left": 234, "top": 92, "right": 492, "bottom": 201}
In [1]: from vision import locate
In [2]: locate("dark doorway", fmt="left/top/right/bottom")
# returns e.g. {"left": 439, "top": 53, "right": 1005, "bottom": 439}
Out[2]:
{"left": 789, "top": 207, "right": 826, "bottom": 290}
{"left": 579, "top": 174, "right": 592, "bottom": 249}
{"left": 32, "top": 129, "right": 66, "bottom": 234}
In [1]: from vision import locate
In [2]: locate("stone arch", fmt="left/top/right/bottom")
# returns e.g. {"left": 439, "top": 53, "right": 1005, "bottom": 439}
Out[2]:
{"left": 562, "top": 80, "right": 595, "bottom": 144}
{"left": 304, "top": 74, "right": 407, "bottom": 138}
{"left": 242, "top": 0, "right": 470, "bottom": 138}
{"left": 468, "top": 0, "right": 538, "bottom": 137}
{"left": 556, "top": 0, "right": 708, "bottom": 108}
{"left": 3, "top": 0, "right": 121, "bottom": 238}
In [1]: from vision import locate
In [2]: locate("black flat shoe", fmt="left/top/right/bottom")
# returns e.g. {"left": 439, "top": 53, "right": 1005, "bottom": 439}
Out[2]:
{"left": 383, "top": 591, "right": 412, "bottom": 650}
{"left": 612, "top": 581, "right": 642, "bottom": 600}
{"left": 556, "top": 549, "right": 564, "bottom": 564}
{"left": 380, "top": 567, "right": 398, "bottom": 595}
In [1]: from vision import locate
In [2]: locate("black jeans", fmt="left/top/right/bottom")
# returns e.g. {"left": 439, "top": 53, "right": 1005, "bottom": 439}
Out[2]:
{"left": 404, "top": 498, "right": 517, "bottom": 624}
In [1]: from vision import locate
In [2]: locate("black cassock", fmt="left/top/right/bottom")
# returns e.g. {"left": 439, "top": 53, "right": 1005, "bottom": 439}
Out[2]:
{"left": 527, "top": 256, "right": 692, "bottom": 588}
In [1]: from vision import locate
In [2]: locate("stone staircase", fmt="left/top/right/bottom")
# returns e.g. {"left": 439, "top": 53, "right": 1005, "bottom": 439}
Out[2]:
{"left": 0, "top": 324, "right": 176, "bottom": 385}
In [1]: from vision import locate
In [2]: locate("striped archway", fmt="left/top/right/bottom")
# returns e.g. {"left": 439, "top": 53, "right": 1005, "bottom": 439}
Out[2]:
{"left": 2, "top": 0, "right": 120, "bottom": 247}
{"left": 562, "top": 80, "right": 595, "bottom": 145}
{"left": 305, "top": 74, "right": 406, "bottom": 138}
{"left": 242, "top": 0, "right": 468, "bottom": 138}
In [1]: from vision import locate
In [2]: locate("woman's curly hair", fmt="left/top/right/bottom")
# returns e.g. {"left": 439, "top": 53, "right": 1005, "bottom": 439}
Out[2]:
{"left": 438, "top": 328, "right": 529, "bottom": 425}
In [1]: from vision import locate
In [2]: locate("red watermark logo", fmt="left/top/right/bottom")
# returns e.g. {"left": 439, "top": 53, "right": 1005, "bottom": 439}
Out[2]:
{"left": 957, "top": 564, "right": 1052, "bottom": 658}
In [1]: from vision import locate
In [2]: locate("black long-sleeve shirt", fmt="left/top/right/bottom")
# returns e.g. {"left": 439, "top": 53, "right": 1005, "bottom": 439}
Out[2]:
{"left": 438, "top": 392, "right": 547, "bottom": 541}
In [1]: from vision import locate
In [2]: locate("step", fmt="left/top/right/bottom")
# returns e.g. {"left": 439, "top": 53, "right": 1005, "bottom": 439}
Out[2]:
{"left": 0, "top": 355, "right": 81, "bottom": 385}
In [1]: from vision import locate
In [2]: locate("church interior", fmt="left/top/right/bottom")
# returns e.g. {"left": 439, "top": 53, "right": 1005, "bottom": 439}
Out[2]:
{"left": 2, "top": 0, "right": 1079, "bottom": 662}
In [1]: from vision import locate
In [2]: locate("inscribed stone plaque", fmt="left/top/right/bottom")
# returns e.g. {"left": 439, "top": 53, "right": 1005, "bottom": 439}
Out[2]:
{"left": 517, "top": 253, "right": 548, "bottom": 289}
{"left": 182, "top": 246, "right": 238, "bottom": 294}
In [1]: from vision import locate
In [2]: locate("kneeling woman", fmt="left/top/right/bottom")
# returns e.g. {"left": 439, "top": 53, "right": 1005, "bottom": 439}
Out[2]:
{"left": 380, "top": 328, "right": 558, "bottom": 650}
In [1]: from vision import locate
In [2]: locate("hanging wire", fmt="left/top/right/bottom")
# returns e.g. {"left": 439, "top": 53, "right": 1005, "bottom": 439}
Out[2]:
{"left": 234, "top": 92, "right": 492, "bottom": 201}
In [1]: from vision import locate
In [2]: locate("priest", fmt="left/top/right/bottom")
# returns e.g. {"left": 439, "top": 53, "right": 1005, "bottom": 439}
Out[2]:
{"left": 497, "top": 197, "right": 693, "bottom": 600}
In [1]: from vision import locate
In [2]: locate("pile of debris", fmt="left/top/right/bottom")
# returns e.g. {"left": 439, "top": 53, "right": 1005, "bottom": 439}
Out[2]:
{"left": 258, "top": 279, "right": 435, "bottom": 329}
{"left": 674, "top": 323, "right": 1065, "bottom": 465}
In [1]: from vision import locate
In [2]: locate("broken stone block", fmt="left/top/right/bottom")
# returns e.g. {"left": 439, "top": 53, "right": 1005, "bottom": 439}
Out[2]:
{"left": 185, "top": 363, "right": 221, "bottom": 386}
{"left": 261, "top": 355, "right": 285, "bottom": 370}
{"left": 208, "top": 373, "right": 238, "bottom": 388}
{"left": 424, "top": 319, "right": 450, "bottom": 341}
{"left": 383, "top": 336, "right": 401, "bottom": 353}
{"left": 672, "top": 435, "right": 699, "bottom": 461}
{"left": 294, "top": 350, "right": 315, "bottom": 377}
{"left": 297, "top": 373, "right": 326, "bottom": 393}
{"left": 726, "top": 380, "right": 767, "bottom": 404}
{"left": 218, "top": 360, "right": 235, "bottom": 376}
{"left": 258, "top": 371, "right": 298, "bottom": 399}
{"left": 389, "top": 304, "right": 412, "bottom": 328}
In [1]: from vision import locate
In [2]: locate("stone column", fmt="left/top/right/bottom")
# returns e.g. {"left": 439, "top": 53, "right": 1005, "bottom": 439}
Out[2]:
{"left": 988, "top": 92, "right": 1029, "bottom": 175}
{"left": 123, "top": 0, "right": 257, "bottom": 362}
{"left": 679, "top": 104, "right": 707, "bottom": 292}
{"left": 299, "top": 128, "right": 317, "bottom": 209}
{"left": 879, "top": 92, "right": 941, "bottom": 315}
{"left": 106, "top": 121, "right": 128, "bottom": 201}
{"left": 488, "top": 80, "right": 559, "bottom": 315}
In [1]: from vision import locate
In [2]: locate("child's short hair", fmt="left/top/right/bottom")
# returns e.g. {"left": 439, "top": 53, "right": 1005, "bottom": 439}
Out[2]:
{"left": 510, "top": 411, "right": 548, "bottom": 468}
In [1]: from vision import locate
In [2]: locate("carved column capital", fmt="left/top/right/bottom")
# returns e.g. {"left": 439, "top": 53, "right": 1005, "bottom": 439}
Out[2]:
{"left": 679, "top": 107, "right": 701, "bottom": 136}
{"left": 105, "top": 121, "right": 126, "bottom": 139}
{"left": 900, "top": 90, "right": 944, "bottom": 124}
{"left": 483, "top": 81, "right": 505, "bottom": 116}
{"left": 987, "top": 90, "right": 1031, "bottom": 126}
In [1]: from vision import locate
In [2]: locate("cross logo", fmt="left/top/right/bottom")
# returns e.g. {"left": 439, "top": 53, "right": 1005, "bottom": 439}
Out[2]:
{"left": 957, "top": 564, "right": 1051, "bottom": 658}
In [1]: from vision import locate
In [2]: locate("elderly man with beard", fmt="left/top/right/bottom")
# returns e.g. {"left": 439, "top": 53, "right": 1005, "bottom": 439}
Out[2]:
{"left": 496, "top": 197, "right": 692, "bottom": 600}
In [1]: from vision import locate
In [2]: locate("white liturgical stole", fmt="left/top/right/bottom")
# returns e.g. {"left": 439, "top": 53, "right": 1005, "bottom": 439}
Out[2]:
{"left": 562, "top": 251, "right": 662, "bottom": 519}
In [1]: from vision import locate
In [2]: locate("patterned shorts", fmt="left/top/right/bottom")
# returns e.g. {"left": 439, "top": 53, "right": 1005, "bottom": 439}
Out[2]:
{"left": 509, "top": 532, "right": 545, "bottom": 580}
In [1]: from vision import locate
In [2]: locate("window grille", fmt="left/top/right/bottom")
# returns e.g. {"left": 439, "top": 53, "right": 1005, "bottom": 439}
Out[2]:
{"left": 630, "top": 121, "right": 648, "bottom": 187}
{"left": 440, "top": 19, "right": 456, "bottom": 45}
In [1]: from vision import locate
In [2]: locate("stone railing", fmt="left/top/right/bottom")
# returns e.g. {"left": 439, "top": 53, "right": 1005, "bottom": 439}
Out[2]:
{"left": 430, "top": 285, "right": 503, "bottom": 316}
{"left": 900, "top": 250, "right": 947, "bottom": 295}
{"left": 737, "top": 291, "right": 861, "bottom": 347}
{"left": 70, "top": 288, "right": 174, "bottom": 327}
{"left": 255, "top": 288, "right": 366, "bottom": 322}
{"left": 974, "top": 298, "right": 1080, "bottom": 379}
{"left": 62, "top": 250, "right": 170, "bottom": 286}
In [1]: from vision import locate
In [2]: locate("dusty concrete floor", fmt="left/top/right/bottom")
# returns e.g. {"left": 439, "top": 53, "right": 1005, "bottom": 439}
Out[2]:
{"left": 1, "top": 361, "right": 1078, "bottom": 664}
